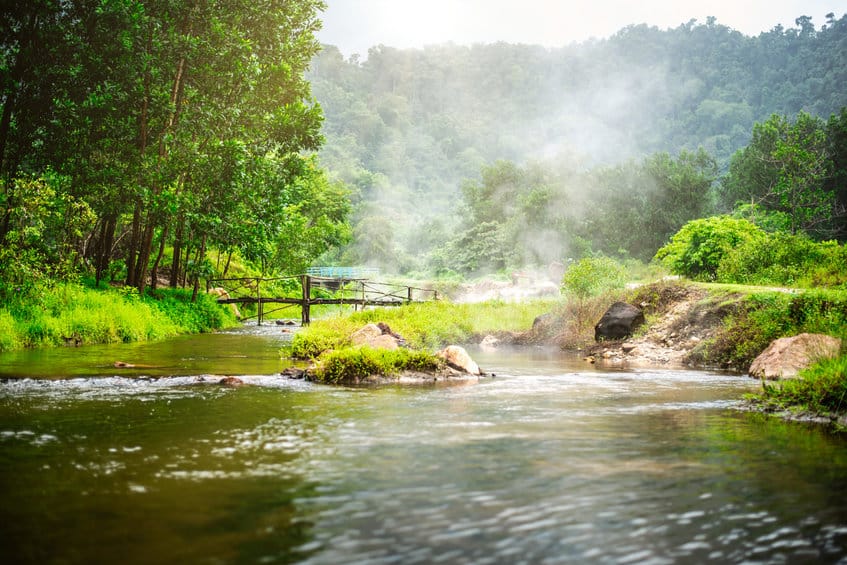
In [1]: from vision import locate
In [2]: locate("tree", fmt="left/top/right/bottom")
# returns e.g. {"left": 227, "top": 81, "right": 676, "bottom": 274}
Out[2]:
{"left": 721, "top": 112, "right": 839, "bottom": 238}
{"left": 655, "top": 216, "right": 765, "bottom": 280}
{"left": 0, "top": 1, "right": 339, "bottom": 294}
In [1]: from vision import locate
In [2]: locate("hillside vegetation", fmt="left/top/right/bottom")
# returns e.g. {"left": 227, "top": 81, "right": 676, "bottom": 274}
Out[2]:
{"left": 312, "top": 14, "right": 847, "bottom": 274}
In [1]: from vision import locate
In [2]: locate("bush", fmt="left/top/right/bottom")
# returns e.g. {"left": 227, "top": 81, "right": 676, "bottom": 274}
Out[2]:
{"left": 0, "top": 310, "right": 21, "bottom": 351}
{"left": 655, "top": 216, "right": 765, "bottom": 281}
{"left": 718, "top": 232, "right": 847, "bottom": 288}
{"left": 0, "top": 282, "right": 236, "bottom": 351}
{"left": 312, "top": 347, "right": 443, "bottom": 384}
{"left": 288, "top": 317, "right": 358, "bottom": 359}
{"left": 561, "top": 256, "right": 628, "bottom": 299}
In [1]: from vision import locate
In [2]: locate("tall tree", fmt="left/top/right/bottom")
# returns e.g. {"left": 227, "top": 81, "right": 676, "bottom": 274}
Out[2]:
{"left": 721, "top": 112, "right": 840, "bottom": 237}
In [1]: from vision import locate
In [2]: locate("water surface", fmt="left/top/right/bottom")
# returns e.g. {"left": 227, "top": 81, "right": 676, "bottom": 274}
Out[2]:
{"left": 2, "top": 334, "right": 846, "bottom": 564}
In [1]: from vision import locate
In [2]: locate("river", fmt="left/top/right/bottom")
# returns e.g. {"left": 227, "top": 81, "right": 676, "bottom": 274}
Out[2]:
{"left": 2, "top": 326, "right": 847, "bottom": 564}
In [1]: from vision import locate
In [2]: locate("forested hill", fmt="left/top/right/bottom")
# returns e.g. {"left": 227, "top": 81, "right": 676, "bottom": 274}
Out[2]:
{"left": 309, "top": 14, "right": 847, "bottom": 272}
{"left": 313, "top": 14, "right": 846, "bottom": 171}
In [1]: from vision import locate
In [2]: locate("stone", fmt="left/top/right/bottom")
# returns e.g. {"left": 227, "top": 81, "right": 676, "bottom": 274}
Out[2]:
{"left": 437, "top": 345, "right": 482, "bottom": 375}
{"left": 480, "top": 335, "right": 500, "bottom": 349}
{"left": 748, "top": 333, "right": 842, "bottom": 380}
{"left": 594, "top": 302, "right": 645, "bottom": 341}
{"left": 219, "top": 376, "right": 245, "bottom": 386}
{"left": 350, "top": 323, "right": 383, "bottom": 345}
{"left": 208, "top": 287, "right": 242, "bottom": 320}
{"left": 350, "top": 323, "right": 403, "bottom": 350}
{"left": 367, "top": 334, "right": 400, "bottom": 350}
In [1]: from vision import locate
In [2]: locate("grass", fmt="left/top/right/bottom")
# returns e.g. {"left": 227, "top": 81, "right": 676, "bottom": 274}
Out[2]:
{"left": 287, "top": 298, "right": 557, "bottom": 359}
{"left": 0, "top": 282, "right": 238, "bottom": 352}
{"left": 754, "top": 355, "right": 847, "bottom": 415}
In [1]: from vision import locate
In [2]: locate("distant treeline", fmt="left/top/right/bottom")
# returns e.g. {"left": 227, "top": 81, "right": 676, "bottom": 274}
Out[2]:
{"left": 311, "top": 14, "right": 847, "bottom": 274}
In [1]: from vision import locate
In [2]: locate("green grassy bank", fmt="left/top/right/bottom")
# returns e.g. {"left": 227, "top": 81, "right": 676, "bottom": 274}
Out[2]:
{"left": 287, "top": 298, "right": 556, "bottom": 359}
{"left": 0, "top": 283, "right": 237, "bottom": 352}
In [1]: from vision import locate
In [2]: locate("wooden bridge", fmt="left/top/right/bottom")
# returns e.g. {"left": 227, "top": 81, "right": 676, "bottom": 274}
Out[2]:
{"left": 208, "top": 274, "right": 439, "bottom": 325}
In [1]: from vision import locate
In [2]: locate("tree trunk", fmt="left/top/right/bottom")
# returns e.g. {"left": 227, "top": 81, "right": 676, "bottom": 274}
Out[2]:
{"left": 134, "top": 214, "right": 157, "bottom": 296}
{"left": 170, "top": 219, "right": 183, "bottom": 287}
{"left": 223, "top": 251, "right": 233, "bottom": 277}
{"left": 191, "top": 235, "right": 206, "bottom": 302}
{"left": 126, "top": 199, "right": 143, "bottom": 286}
{"left": 149, "top": 225, "right": 168, "bottom": 290}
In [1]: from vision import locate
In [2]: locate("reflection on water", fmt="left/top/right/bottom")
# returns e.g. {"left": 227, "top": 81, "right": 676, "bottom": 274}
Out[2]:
{"left": 0, "top": 327, "right": 297, "bottom": 379}
{"left": 1, "top": 332, "right": 847, "bottom": 564}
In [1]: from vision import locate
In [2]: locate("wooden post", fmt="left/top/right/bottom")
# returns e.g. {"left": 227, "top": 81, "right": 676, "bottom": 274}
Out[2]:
{"left": 407, "top": 286, "right": 412, "bottom": 303}
{"left": 257, "top": 278, "right": 263, "bottom": 325}
{"left": 301, "top": 274, "right": 311, "bottom": 325}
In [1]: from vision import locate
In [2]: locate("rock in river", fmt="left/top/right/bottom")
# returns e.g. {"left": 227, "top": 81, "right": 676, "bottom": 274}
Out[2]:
{"left": 438, "top": 345, "right": 482, "bottom": 375}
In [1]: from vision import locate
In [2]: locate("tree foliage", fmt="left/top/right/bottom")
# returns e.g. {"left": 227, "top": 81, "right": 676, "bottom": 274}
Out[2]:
{"left": 0, "top": 0, "right": 349, "bottom": 295}
{"left": 561, "top": 257, "right": 629, "bottom": 299}
{"left": 311, "top": 14, "right": 847, "bottom": 271}
{"left": 720, "top": 112, "right": 843, "bottom": 237}
{"left": 654, "top": 216, "right": 766, "bottom": 280}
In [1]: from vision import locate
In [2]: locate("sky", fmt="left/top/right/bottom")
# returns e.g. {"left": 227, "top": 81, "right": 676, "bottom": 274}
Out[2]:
{"left": 318, "top": 0, "right": 846, "bottom": 57}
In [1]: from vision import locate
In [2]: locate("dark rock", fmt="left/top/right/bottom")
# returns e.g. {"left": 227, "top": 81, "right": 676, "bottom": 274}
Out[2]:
{"left": 219, "top": 376, "right": 245, "bottom": 386}
{"left": 595, "top": 302, "right": 645, "bottom": 341}
{"left": 532, "top": 313, "right": 553, "bottom": 329}
{"left": 281, "top": 368, "right": 308, "bottom": 379}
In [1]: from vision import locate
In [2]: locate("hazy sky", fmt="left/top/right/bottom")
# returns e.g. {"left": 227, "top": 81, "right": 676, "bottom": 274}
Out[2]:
{"left": 318, "top": 0, "right": 845, "bottom": 57}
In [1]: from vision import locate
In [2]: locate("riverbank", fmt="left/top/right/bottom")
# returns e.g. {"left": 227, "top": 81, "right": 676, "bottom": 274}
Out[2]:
{"left": 515, "top": 280, "right": 847, "bottom": 427}
{"left": 517, "top": 280, "right": 846, "bottom": 371}
{"left": 0, "top": 282, "right": 237, "bottom": 352}
{"left": 288, "top": 280, "right": 847, "bottom": 422}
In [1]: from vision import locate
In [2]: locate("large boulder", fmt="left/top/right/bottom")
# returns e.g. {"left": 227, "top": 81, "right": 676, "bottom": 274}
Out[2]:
{"left": 438, "top": 345, "right": 482, "bottom": 375}
{"left": 748, "top": 333, "right": 842, "bottom": 380}
{"left": 595, "top": 302, "right": 645, "bottom": 341}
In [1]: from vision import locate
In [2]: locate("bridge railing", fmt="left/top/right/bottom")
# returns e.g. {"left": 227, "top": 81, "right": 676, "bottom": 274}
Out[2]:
{"left": 208, "top": 275, "right": 438, "bottom": 325}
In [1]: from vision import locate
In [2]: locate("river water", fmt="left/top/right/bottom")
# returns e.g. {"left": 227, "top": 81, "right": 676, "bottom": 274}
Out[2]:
{"left": 2, "top": 326, "right": 847, "bottom": 564}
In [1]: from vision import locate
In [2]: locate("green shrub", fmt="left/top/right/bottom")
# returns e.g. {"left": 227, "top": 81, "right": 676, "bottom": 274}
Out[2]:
{"left": 288, "top": 317, "right": 358, "bottom": 358}
{"left": 717, "top": 232, "right": 847, "bottom": 288}
{"left": 655, "top": 216, "right": 765, "bottom": 281}
{"left": 146, "top": 289, "right": 234, "bottom": 334}
{"left": 312, "top": 347, "right": 443, "bottom": 384}
{"left": 0, "top": 310, "right": 21, "bottom": 352}
{"left": 0, "top": 282, "right": 235, "bottom": 351}
{"left": 561, "top": 256, "right": 628, "bottom": 298}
